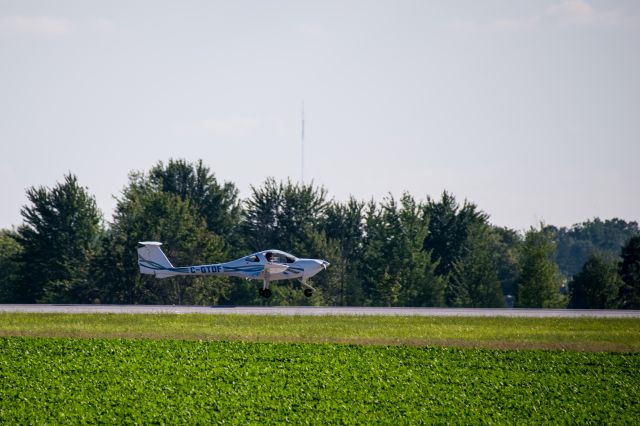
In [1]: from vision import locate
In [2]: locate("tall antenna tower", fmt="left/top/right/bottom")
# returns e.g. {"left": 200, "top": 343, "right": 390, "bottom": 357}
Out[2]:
{"left": 301, "top": 100, "right": 305, "bottom": 184}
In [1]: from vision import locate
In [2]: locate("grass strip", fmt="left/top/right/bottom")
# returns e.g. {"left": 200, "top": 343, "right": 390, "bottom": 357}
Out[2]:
{"left": 1, "top": 313, "right": 639, "bottom": 352}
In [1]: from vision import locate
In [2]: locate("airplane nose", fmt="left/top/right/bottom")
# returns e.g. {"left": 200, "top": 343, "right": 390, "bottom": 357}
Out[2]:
{"left": 306, "top": 259, "right": 329, "bottom": 276}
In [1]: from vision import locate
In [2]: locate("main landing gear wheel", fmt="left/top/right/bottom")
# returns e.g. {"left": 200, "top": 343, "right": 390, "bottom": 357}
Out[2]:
{"left": 303, "top": 288, "right": 314, "bottom": 297}
{"left": 259, "top": 288, "right": 272, "bottom": 298}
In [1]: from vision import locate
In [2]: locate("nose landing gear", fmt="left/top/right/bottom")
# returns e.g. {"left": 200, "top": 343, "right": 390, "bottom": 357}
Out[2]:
{"left": 299, "top": 279, "right": 316, "bottom": 297}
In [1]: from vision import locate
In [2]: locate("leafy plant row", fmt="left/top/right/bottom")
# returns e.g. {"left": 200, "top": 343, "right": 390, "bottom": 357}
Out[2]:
{"left": 1, "top": 337, "right": 638, "bottom": 423}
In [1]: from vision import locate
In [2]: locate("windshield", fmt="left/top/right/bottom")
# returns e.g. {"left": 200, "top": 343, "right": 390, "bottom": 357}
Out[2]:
{"left": 264, "top": 251, "right": 296, "bottom": 264}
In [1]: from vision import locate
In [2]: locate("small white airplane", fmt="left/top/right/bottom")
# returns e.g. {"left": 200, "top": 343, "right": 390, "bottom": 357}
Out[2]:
{"left": 137, "top": 241, "right": 329, "bottom": 299}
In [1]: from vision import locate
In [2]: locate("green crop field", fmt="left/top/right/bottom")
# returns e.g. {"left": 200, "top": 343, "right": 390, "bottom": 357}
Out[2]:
{"left": 1, "top": 337, "right": 639, "bottom": 424}
{"left": 1, "top": 314, "right": 639, "bottom": 423}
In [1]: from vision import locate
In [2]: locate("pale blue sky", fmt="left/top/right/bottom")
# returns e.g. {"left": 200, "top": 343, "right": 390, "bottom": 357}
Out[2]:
{"left": 1, "top": 0, "right": 639, "bottom": 230}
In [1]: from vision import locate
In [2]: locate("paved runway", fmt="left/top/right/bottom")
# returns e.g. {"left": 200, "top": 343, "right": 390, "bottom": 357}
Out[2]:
{"left": 1, "top": 305, "right": 639, "bottom": 318}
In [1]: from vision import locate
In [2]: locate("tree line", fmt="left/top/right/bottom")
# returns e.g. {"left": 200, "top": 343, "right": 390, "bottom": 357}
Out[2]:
{"left": 1, "top": 159, "right": 639, "bottom": 308}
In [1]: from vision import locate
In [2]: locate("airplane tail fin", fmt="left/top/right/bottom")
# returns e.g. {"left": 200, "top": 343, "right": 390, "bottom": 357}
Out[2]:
{"left": 137, "top": 242, "right": 177, "bottom": 278}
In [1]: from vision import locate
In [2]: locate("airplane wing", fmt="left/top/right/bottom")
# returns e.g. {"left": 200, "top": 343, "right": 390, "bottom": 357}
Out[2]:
{"left": 263, "top": 263, "right": 289, "bottom": 274}
{"left": 221, "top": 263, "right": 287, "bottom": 278}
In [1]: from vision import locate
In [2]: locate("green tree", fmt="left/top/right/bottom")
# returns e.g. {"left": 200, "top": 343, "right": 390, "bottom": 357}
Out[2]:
{"left": 423, "top": 192, "right": 489, "bottom": 275}
{"left": 360, "top": 198, "right": 401, "bottom": 306}
{"left": 90, "top": 161, "right": 241, "bottom": 305}
{"left": 618, "top": 236, "right": 640, "bottom": 309}
{"left": 423, "top": 191, "right": 490, "bottom": 305}
{"left": 241, "top": 178, "right": 283, "bottom": 252}
{"left": 492, "top": 226, "right": 521, "bottom": 298}
{"left": 552, "top": 218, "right": 639, "bottom": 278}
{"left": 241, "top": 178, "right": 328, "bottom": 254}
{"left": 516, "top": 225, "right": 565, "bottom": 308}
{"left": 0, "top": 230, "right": 23, "bottom": 302}
{"left": 322, "top": 198, "right": 365, "bottom": 305}
{"left": 94, "top": 181, "right": 230, "bottom": 305}
{"left": 323, "top": 198, "right": 365, "bottom": 263}
{"left": 395, "top": 195, "right": 445, "bottom": 307}
{"left": 360, "top": 194, "right": 444, "bottom": 307}
{"left": 147, "top": 159, "right": 242, "bottom": 249}
{"left": 15, "top": 174, "right": 102, "bottom": 303}
{"left": 569, "top": 252, "right": 623, "bottom": 309}
{"left": 449, "top": 225, "right": 505, "bottom": 308}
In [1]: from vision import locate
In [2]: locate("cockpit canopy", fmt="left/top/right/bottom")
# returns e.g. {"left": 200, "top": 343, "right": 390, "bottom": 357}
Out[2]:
{"left": 245, "top": 250, "right": 297, "bottom": 264}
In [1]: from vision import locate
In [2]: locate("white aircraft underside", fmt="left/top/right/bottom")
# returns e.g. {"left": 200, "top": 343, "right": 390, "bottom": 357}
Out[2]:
{"left": 137, "top": 242, "right": 329, "bottom": 298}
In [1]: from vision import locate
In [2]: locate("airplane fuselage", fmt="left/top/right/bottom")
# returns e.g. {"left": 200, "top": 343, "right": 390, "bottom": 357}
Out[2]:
{"left": 157, "top": 258, "right": 326, "bottom": 281}
{"left": 137, "top": 243, "right": 329, "bottom": 299}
